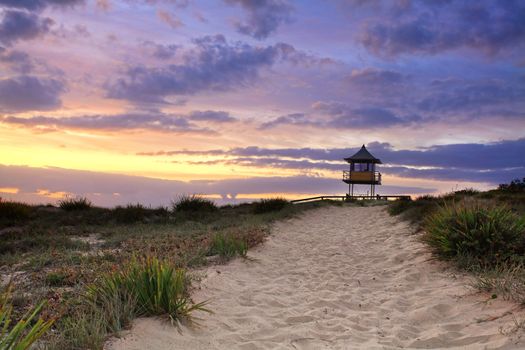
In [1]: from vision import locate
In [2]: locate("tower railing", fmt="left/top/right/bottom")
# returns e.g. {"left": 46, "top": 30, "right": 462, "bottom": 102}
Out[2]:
{"left": 342, "top": 171, "right": 381, "bottom": 183}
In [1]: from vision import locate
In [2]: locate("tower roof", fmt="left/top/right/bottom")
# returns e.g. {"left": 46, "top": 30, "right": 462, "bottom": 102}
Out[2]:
{"left": 344, "top": 145, "right": 382, "bottom": 164}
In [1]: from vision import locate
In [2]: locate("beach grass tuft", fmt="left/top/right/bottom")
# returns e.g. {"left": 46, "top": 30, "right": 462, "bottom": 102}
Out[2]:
{"left": 88, "top": 256, "right": 209, "bottom": 323}
{"left": 0, "top": 199, "right": 31, "bottom": 226}
{"left": 423, "top": 202, "right": 525, "bottom": 266}
{"left": 58, "top": 196, "right": 93, "bottom": 211}
{"left": 172, "top": 195, "right": 218, "bottom": 220}
{"left": 253, "top": 198, "right": 288, "bottom": 214}
{"left": 0, "top": 284, "right": 54, "bottom": 349}
{"left": 208, "top": 232, "right": 248, "bottom": 259}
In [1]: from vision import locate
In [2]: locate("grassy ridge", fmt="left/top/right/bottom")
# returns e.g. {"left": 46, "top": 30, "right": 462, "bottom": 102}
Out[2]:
{"left": 388, "top": 179, "right": 525, "bottom": 303}
{"left": 0, "top": 196, "right": 340, "bottom": 348}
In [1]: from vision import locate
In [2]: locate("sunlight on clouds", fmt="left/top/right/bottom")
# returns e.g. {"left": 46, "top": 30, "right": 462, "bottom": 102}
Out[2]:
{"left": 0, "top": 187, "right": 19, "bottom": 194}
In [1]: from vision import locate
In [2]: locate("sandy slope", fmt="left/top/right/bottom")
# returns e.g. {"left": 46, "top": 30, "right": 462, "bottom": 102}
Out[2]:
{"left": 106, "top": 206, "right": 524, "bottom": 349}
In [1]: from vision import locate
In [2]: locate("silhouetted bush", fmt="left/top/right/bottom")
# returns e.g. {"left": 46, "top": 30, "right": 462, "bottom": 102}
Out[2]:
{"left": 253, "top": 198, "right": 288, "bottom": 214}
{"left": 454, "top": 188, "right": 480, "bottom": 196}
{"left": 172, "top": 195, "right": 217, "bottom": 220}
{"left": 0, "top": 199, "right": 31, "bottom": 223}
{"left": 58, "top": 196, "right": 92, "bottom": 211}
{"left": 498, "top": 178, "right": 525, "bottom": 193}
{"left": 113, "top": 204, "right": 148, "bottom": 224}
{"left": 423, "top": 202, "right": 525, "bottom": 266}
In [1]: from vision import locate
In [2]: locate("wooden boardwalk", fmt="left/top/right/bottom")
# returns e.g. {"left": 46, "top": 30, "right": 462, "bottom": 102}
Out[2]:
{"left": 291, "top": 195, "right": 411, "bottom": 204}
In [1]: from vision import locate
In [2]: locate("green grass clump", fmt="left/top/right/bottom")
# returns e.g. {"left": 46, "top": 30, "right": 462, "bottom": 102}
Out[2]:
{"left": 208, "top": 232, "right": 248, "bottom": 259}
{"left": 58, "top": 196, "right": 92, "bottom": 211}
{"left": 0, "top": 285, "right": 54, "bottom": 350}
{"left": 253, "top": 198, "right": 288, "bottom": 214}
{"left": 0, "top": 199, "right": 31, "bottom": 226}
{"left": 45, "top": 271, "right": 68, "bottom": 287}
{"left": 88, "top": 257, "right": 208, "bottom": 323}
{"left": 423, "top": 202, "right": 525, "bottom": 266}
{"left": 387, "top": 198, "right": 413, "bottom": 215}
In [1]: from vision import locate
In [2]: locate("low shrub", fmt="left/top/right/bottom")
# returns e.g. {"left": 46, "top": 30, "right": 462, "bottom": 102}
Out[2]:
{"left": 88, "top": 257, "right": 208, "bottom": 323}
{"left": 0, "top": 285, "right": 54, "bottom": 349}
{"left": 172, "top": 195, "right": 217, "bottom": 213}
{"left": 387, "top": 198, "right": 413, "bottom": 215}
{"left": 112, "top": 204, "right": 148, "bottom": 224}
{"left": 46, "top": 271, "right": 68, "bottom": 287}
{"left": 208, "top": 232, "right": 248, "bottom": 259}
{"left": 253, "top": 198, "right": 288, "bottom": 214}
{"left": 423, "top": 202, "right": 525, "bottom": 266}
{"left": 454, "top": 188, "right": 480, "bottom": 196}
{"left": 498, "top": 178, "right": 525, "bottom": 193}
{"left": 0, "top": 199, "right": 31, "bottom": 224}
{"left": 58, "top": 196, "right": 92, "bottom": 211}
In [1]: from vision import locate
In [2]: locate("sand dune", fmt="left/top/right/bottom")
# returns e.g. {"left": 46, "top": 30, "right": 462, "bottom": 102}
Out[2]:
{"left": 106, "top": 206, "right": 524, "bottom": 349}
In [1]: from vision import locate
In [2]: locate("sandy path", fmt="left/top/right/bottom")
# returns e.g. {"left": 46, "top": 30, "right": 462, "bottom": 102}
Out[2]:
{"left": 106, "top": 206, "right": 524, "bottom": 349}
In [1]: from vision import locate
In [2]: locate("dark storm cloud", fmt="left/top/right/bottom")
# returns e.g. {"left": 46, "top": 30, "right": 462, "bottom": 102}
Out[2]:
{"left": 225, "top": 0, "right": 292, "bottom": 40}
{"left": 0, "top": 164, "right": 433, "bottom": 206}
{"left": 0, "top": 111, "right": 218, "bottom": 133}
{"left": 0, "top": 0, "right": 84, "bottom": 11}
{"left": 359, "top": 0, "right": 525, "bottom": 57}
{"left": 0, "top": 9, "right": 53, "bottom": 46}
{"left": 107, "top": 35, "right": 298, "bottom": 103}
{"left": 0, "top": 75, "right": 65, "bottom": 112}
{"left": 136, "top": 138, "right": 525, "bottom": 184}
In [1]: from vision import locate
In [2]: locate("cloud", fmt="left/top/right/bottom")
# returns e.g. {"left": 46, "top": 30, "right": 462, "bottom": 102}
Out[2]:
{"left": 0, "top": 164, "right": 433, "bottom": 206}
{"left": 0, "top": 111, "right": 217, "bottom": 134}
{"left": 188, "top": 110, "right": 237, "bottom": 123}
{"left": 156, "top": 10, "right": 183, "bottom": 29}
{"left": 417, "top": 79, "right": 525, "bottom": 115}
{"left": 135, "top": 138, "right": 525, "bottom": 185}
{"left": 259, "top": 113, "right": 315, "bottom": 129}
{"left": 359, "top": 1, "right": 525, "bottom": 57}
{"left": 346, "top": 68, "right": 404, "bottom": 86}
{"left": 225, "top": 0, "right": 292, "bottom": 40}
{"left": 0, "top": 48, "right": 33, "bottom": 73}
{"left": 0, "top": 75, "right": 65, "bottom": 112}
{"left": 106, "top": 35, "right": 297, "bottom": 103}
{"left": 260, "top": 103, "right": 419, "bottom": 130}
{"left": 141, "top": 41, "right": 179, "bottom": 60}
{"left": 0, "top": 9, "right": 53, "bottom": 46}
{"left": 0, "top": 0, "right": 84, "bottom": 11}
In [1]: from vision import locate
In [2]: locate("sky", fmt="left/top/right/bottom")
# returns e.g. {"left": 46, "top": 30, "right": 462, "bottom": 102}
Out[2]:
{"left": 0, "top": 0, "right": 524, "bottom": 206}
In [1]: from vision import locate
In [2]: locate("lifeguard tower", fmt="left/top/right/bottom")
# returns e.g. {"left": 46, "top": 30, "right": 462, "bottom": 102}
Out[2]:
{"left": 343, "top": 145, "right": 382, "bottom": 197}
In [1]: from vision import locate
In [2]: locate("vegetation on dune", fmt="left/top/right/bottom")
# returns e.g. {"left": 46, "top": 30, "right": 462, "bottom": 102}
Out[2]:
{"left": 252, "top": 198, "right": 289, "bottom": 214}
{"left": 88, "top": 257, "right": 208, "bottom": 324}
{"left": 388, "top": 179, "right": 525, "bottom": 303}
{"left": 0, "top": 194, "right": 342, "bottom": 348}
{"left": 208, "top": 232, "right": 248, "bottom": 259}
{"left": 58, "top": 196, "right": 92, "bottom": 211}
{"left": 0, "top": 285, "right": 54, "bottom": 350}
{"left": 172, "top": 195, "right": 217, "bottom": 213}
{"left": 423, "top": 202, "right": 525, "bottom": 266}
{"left": 0, "top": 199, "right": 31, "bottom": 226}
